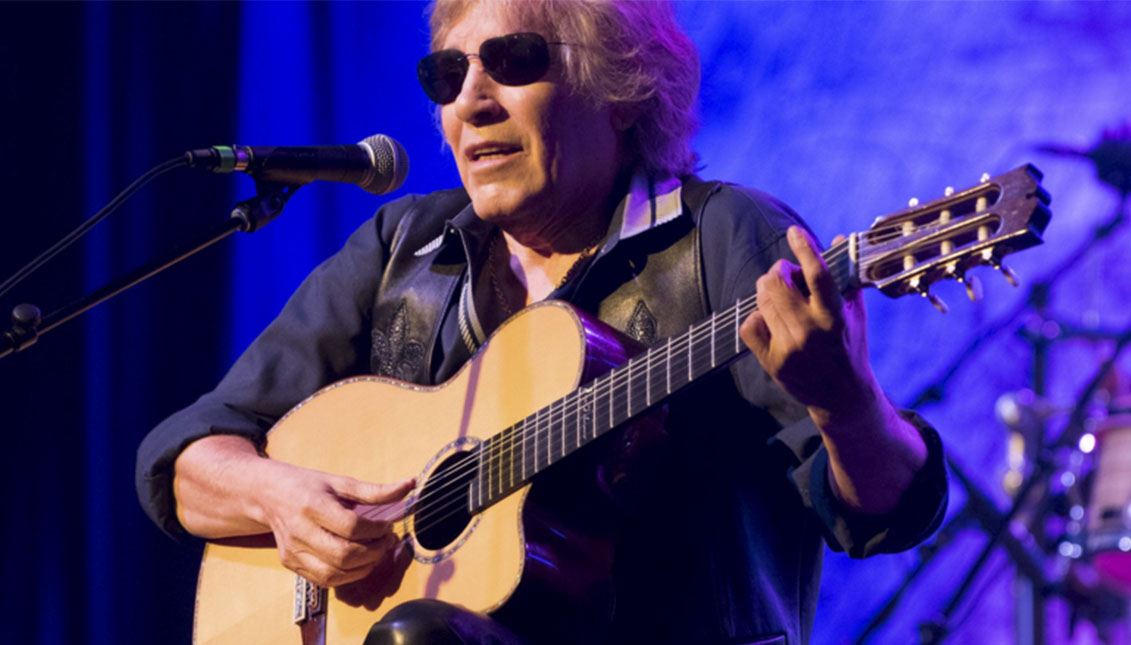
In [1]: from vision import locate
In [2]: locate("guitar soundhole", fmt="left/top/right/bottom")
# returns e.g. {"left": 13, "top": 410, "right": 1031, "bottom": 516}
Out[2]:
{"left": 414, "top": 450, "right": 475, "bottom": 551}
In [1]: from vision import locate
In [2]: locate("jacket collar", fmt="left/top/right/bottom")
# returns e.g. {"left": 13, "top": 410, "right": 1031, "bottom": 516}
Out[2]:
{"left": 414, "top": 170, "right": 686, "bottom": 263}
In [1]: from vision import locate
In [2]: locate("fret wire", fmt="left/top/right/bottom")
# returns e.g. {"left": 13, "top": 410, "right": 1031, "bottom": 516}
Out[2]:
{"left": 710, "top": 311, "right": 717, "bottom": 368}
{"left": 666, "top": 336, "right": 672, "bottom": 394}
{"left": 574, "top": 389, "right": 581, "bottom": 450}
{"left": 508, "top": 423, "right": 517, "bottom": 488}
{"left": 513, "top": 424, "right": 520, "bottom": 490}
{"left": 492, "top": 432, "right": 500, "bottom": 502}
{"left": 607, "top": 367, "right": 614, "bottom": 428}
{"left": 687, "top": 322, "right": 694, "bottom": 382}
{"left": 534, "top": 408, "right": 541, "bottom": 472}
{"left": 491, "top": 432, "right": 499, "bottom": 502}
{"left": 501, "top": 435, "right": 508, "bottom": 501}
{"left": 735, "top": 298, "right": 741, "bottom": 353}
{"left": 482, "top": 436, "right": 492, "bottom": 505}
{"left": 558, "top": 397, "right": 566, "bottom": 461}
{"left": 543, "top": 400, "right": 552, "bottom": 466}
{"left": 646, "top": 350, "right": 652, "bottom": 406}
{"left": 627, "top": 357, "right": 633, "bottom": 417}
{"left": 543, "top": 405, "right": 551, "bottom": 467}
{"left": 476, "top": 446, "right": 484, "bottom": 509}
{"left": 542, "top": 396, "right": 551, "bottom": 461}
{"left": 551, "top": 396, "right": 560, "bottom": 461}
{"left": 499, "top": 428, "right": 506, "bottom": 493}
{"left": 521, "top": 418, "right": 528, "bottom": 482}
{"left": 500, "top": 428, "right": 508, "bottom": 495}
{"left": 592, "top": 380, "right": 601, "bottom": 439}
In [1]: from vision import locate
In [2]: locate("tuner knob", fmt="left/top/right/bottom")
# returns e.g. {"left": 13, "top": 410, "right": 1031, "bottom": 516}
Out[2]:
{"left": 989, "top": 257, "right": 1020, "bottom": 287}
{"left": 916, "top": 286, "right": 949, "bottom": 314}
{"left": 908, "top": 197, "right": 920, "bottom": 207}
{"left": 980, "top": 172, "right": 991, "bottom": 183}
{"left": 944, "top": 186, "right": 955, "bottom": 197}
{"left": 961, "top": 273, "right": 984, "bottom": 302}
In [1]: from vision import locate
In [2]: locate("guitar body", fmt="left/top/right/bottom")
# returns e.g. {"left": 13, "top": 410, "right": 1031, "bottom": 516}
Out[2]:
{"left": 192, "top": 301, "right": 629, "bottom": 645}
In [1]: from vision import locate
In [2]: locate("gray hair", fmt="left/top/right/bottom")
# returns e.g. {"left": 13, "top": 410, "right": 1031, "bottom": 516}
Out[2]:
{"left": 429, "top": 0, "right": 700, "bottom": 178}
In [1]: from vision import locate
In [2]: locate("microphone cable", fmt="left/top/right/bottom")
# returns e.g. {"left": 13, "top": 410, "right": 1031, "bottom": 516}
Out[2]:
{"left": 0, "top": 155, "right": 188, "bottom": 300}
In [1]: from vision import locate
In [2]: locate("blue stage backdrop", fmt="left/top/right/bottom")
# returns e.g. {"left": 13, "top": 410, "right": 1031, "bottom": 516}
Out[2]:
{"left": 1, "top": 2, "right": 1129, "bottom": 644}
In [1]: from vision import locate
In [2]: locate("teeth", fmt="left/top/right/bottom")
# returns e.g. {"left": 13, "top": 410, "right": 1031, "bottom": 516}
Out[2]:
{"left": 473, "top": 146, "right": 518, "bottom": 160}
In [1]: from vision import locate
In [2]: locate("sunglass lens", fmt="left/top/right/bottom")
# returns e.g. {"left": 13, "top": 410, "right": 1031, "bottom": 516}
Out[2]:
{"left": 480, "top": 33, "right": 550, "bottom": 86}
{"left": 418, "top": 49, "right": 468, "bottom": 104}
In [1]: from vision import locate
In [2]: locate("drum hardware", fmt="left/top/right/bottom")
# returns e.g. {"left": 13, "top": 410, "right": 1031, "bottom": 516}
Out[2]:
{"left": 900, "top": 330, "right": 1131, "bottom": 645}
{"left": 860, "top": 137, "right": 1131, "bottom": 644}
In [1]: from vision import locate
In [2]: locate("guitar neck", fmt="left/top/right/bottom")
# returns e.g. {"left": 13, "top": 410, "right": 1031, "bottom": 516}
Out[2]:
{"left": 470, "top": 238, "right": 855, "bottom": 512}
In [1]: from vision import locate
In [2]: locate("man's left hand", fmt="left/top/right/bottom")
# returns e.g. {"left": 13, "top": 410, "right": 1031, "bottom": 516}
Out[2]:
{"left": 739, "top": 225, "right": 878, "bottom": 427}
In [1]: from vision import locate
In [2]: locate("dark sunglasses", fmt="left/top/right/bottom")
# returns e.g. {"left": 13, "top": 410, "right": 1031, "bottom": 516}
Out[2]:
{"left": 417, "top": 32, "right": 567, "bottom": 105}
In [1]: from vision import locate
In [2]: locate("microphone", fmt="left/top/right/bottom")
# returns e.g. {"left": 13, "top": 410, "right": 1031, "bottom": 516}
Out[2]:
{"left": 186, "top": 133, "right": 409, "bottom": 195}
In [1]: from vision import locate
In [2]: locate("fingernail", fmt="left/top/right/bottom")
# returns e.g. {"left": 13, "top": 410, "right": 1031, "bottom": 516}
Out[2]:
{"left": 787, "top": 226, "right": 801, "bottom": 243}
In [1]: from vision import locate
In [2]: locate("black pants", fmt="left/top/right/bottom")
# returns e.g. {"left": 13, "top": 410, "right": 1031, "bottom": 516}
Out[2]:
{"left": 363, "top": 599, "right": 526, "bottom": 645}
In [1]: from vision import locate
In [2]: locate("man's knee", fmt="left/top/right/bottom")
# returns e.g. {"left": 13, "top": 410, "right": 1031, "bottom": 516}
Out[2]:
{"left": 363, "top": 599, "right": 522, "bottom": 645}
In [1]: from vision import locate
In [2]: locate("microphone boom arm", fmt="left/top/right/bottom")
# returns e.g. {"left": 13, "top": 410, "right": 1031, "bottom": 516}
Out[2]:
{"left": 1, "top": 182, "right": 300, "bottom": 361}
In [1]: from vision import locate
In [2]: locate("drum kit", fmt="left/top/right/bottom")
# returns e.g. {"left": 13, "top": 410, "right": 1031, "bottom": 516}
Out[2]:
{"left": 859, "top": 126, "right": 1131, "bottom": 644}
{"left": 1087, "top": 402, "right": 1131, "bottom": 592}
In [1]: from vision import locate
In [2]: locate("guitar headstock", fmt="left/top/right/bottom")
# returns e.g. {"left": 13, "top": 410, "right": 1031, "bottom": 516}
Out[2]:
{"left": 839, "top": 164, "right": 1051, "bottom": 311}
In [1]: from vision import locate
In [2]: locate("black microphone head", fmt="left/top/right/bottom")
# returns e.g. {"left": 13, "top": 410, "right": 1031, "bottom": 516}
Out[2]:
{"left": 358, "top": 134, "right": 409, "bottom": 195}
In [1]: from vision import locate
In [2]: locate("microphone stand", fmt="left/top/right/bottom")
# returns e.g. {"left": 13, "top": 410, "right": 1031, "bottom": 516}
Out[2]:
{"left": 858, "top": 185, "right": 1129, "bottom": 644}
{"left": 0, "top": 181, "right": 301, "bottom": 362}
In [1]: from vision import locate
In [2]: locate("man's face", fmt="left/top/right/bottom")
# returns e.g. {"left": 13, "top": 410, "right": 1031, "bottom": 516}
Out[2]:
{"left": 440, "top": 5, "right": 622, "bottom": 236}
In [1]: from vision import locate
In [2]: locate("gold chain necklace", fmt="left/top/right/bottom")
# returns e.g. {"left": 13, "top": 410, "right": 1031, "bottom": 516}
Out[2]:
{"left": 487, "top": 229, "right": 602, "bottom": 319}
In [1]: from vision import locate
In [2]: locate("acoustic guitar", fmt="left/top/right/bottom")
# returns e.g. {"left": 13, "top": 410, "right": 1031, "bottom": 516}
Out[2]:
{"left": 192, "top": 165, "right": 1050, "bottom": 644}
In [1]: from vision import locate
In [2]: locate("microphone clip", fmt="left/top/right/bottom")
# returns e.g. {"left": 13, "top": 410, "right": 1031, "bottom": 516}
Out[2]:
{"left": 231, "top": 181, "right": 302, "bottom": 233}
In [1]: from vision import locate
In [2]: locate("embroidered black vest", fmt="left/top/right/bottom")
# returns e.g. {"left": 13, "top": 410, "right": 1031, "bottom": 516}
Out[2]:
{"left": 368, "top": 178, "right": 723, "bottom": 385}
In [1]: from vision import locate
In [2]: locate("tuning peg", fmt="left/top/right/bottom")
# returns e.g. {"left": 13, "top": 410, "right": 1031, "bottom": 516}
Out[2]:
{"left": 908, "top": 197, "right": 920, "bottom": 207}
{"left": 944, "top": 186, "right": 955, "bottom": 197}
{"left": 980, "top": 172, "right": 991, "bottom": 183}
{"left": 990, "top": 257, "right": 1020, "bottom": 287}
{"left": 961, "top": 273, "right": 984, "bottom": 301}
{"left": 979, "top": 247, "right": 1021, "bottom": 287}
{"left": 945, "top": 263, "right": 984, "bottom": 302}
{"left": 916, "top": 285, "right": 949, "bottom": 314}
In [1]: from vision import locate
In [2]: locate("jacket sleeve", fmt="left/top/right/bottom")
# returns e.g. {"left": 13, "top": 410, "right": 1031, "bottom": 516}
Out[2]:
{"left": 135, "top": 195, "right": 417, "bottom": 539}
{"left": 698, "top": 183, "right": 948, "bottom": 557}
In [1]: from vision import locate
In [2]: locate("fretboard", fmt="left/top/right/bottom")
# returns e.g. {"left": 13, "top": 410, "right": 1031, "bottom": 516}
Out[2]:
{"left": 470, "top": 237, "right": 855, "bottom": 512}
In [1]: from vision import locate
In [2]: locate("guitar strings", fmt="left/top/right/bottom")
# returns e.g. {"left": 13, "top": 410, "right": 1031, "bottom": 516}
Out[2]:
{"left": 395, "top": 245, "right": 865, "bottom": 532}
{"left": 403, "top": 280, "right": 864, "bottom": 533}
{"left": 439, "top": 238, "right": 860, "bottom": 500}
{"left": 401, "top": 244, "right": 866, "bottom": 531}
{"left": 400, "top": 296, "right": 776, "bottom": 532}
{"left": 390, "top": 300, "right": 763, "bottom": 530}
{"left": 344, "top": 208, "right": 975, "bottom": 530}
{"left": 372, "top": 228, "right": 924, "bottom": 532}
{"left": 396, "top": 185, "right": 1017, "bottom": 531}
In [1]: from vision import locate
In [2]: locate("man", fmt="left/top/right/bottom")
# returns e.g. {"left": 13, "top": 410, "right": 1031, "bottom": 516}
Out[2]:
{"left": 137, "top": 1, "right": 946, "bottom": 643}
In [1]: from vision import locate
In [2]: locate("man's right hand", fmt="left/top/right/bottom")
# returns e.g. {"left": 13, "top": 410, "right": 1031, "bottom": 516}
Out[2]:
{"left": 173, "top": 434, "right": 414, "bottom": 588}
